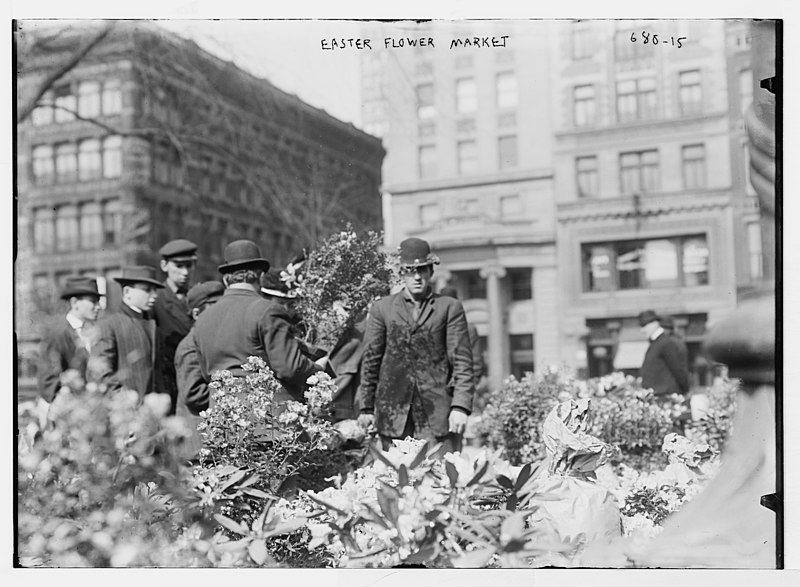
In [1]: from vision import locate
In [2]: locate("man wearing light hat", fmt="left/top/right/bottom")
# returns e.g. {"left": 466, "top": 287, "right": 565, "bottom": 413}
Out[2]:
{"left": 152, "top": 238, "right": 198, "bottom": 414}
{"left": 356, "top": 237, "right": 475, "bottom": 454}
{"left": 37, "top": 275, "right": 102, "bottom": 403}
{"left": 638, "top": 309, "right": 690, "bottom": 397}
{"left": 89, "top": 266, "right": 166, "bottom": 399}
{"left": 192, "top": 240, "right": 324, "bottom": 415}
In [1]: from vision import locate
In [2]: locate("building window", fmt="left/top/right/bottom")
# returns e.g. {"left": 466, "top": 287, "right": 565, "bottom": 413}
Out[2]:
{"left": 102, "top": 199, "right": 122, "bottom": 245}
{"left": 418, "top": 144, "right": 437, "bottom": 179}
{"left": 416, "top": 83, "right": 435, "bottom": 119}
{"left": 102, "top": 136, "right": 122, "bottom": 178}
{"left": 498, "top": 135, "right": 518, "bottom": 169}
{"left": 419, "top": 203, "right": 440, "bottom": 226}
{"left": 582, "top": 234, "right": 709, "bottom": 292}
{"left": 456, "top": 198, "right": 479, "bottom": 217}
{"left": 454, "top": 270, "right": 486, "bottom": 300}
{"left": 102, "top": 79, "right": 123, "bottom": 115}
{"left": 619, "top": 150, "right": 659, "bottom": 194}
{"left": 509, "top": 334, "right": 534, "bottom": 379}
{"left": 509, "top": 268, "right": 533, "bottom": 300}
{"left": 78, "top": 138, "right": 102, "bottom": 181}
{"left": 33, "top": 208, "right": 54, "bottom": 253}
{"left": 679, "top": 70, "right": 703, "bottom": 115}
{"left": 681, "top": 144, "right": 706, "bottom": 189}
{"left": 55, "top": 143, "right": 78, "bottom": 183}
{"left": 739, "top": 68, "right": 753, "bottom": 117}
{"left": 616, "top": 77, "right": 657, "bottom": 122}
{"left": 77, "top": 81, "right": 101, "bottom": 118}
{"left": 496, "top": 72, "right": 518, "bottom": 109}
{"left": 55, "top": 205, "right": 79, "bottom": 252}
{"left": 573, "top": 85, "right": 596, "bottom": 127}
{"left": 571, "top": 23, "right": 594, "bottom": 60}
{"left": 53, "top": 85, "right": 76, "bottom": 122}
{"left": 32, "top": 145, "right": 54, "bottom": 185}
{"left": 747, "top": 221, "right": 763, "bottom": 280}
{"left": 457, "top": 140, "right": 478, "bottom": 175}
{"left": 456, "top": 78, "right": 477, "bottom": 114}
{"left": 79, "top": 202, "right": 103, "bottom": 249}
{"left": 614, "top": 29, "right": 649, "bottom": 62}
{"left": 500, "top": 194, "right": 523, "bottom": 218}
{"left": 576, "top": 156, "right": 599, "bottom": 198}
{"left": 31, "top": 92, "right": 54, "bottom": 126}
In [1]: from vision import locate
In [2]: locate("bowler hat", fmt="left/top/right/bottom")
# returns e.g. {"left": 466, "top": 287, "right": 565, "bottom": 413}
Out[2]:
{"left": 260, "top": 268, "right": 291, "bottom": 298}
{"left": 218, "top": 240, "right": 271, "bottom": 274}
{"left": 660, "top": 315, "right": 675, "bottom": 330}
{"left": 638, "top": 310, "right": 660, "bottom": 327}
{"left": 398, "top": 237, "right": 440, "bottom": 269}
{"left": 60, "top": 276, "right": 100, "bottom": 300}
{"left": 187, "top": 281, "right": 225, "bottom": 310}
{"left": 159, "top": 238, "right": 198, "bottom": 262}
{"left": 113, "top": 266, "right": 165, "bottom": 288}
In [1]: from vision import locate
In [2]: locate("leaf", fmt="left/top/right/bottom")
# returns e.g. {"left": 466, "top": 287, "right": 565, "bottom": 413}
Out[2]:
{"left": 219, "top": 469, "right": 247, "bottom": 492}
{"left": 214, "top": 537, "right": 250, "bottom": 552}
{"left": 454, "top": 547, "right": 496, "bottom": 568}
{"left": 496, "top": 475, "right": 514, "bottom": 490}
{"left": 304, "top": 492, "right": 349, "bottom": 516}
{"left": 214, "top": 513, "right": 248, "bottom": 536}
{"left": 466, "top": 460, "right": 489, "bottom": 487}
{"left": 239, "top": 474, "right": 260, "bottom": 488}
{"left": 248, "top": 539, "right": 270, "bottom": 565}
{"left": 376, "top": 487, "right": 399, "bottom": 526}
{"left": 398, "top": 464, "right": 409, "bottom": 487}
{"left": 242, "top": 488, "right": 272, "bottom": 499}
{"left": 505, "top": 493, "right": 518, "bottom": 511}
{"left": 369, "top": 444, "right": 398, "bottom": 472}
{"left": 514, "top": 463, "right": 533, "bottom": 491}
{"left": 445, "top": 460, "right": 459, "bottom": 487}
{"left": 403, "top": 541, "right": 438, "bottom": 565}
{"left": 252, "top": 505, "right": 270, "bottom": 533}
{"left": 409, "top": 440, "right": 430, "bottom": 469}
{"left": 263, "top": 516, "right": 307, "bottom": 537}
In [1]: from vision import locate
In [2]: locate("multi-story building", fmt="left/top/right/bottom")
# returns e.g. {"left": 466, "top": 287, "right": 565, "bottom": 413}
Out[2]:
{"left": 16, "top": 21, "right": 384, "bottom": 394}
{"left": 362, "top": 21, "right": 558, "bottom": 390}
{"left": 365, "top": 19, "right": 764, "bottom": 388}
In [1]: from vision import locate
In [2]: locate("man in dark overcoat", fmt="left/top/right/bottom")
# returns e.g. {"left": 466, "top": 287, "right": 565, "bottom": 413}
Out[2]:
{"left": 152, "top": 238, "right": 198, "bottom": 414}
{"left": 37, "top": 276, "right": 102, "bottom": 403}
{"left": 638, "top": 310, "right": 690, "bottom": 396}
{"left": 356, "top": 238, "right": 475, "bottom": 454}
{"left": 192, "top": 240, "right": 324, "bottom": 414}
{"left": 88, "top": 266, "right": 166, "bottom": 399}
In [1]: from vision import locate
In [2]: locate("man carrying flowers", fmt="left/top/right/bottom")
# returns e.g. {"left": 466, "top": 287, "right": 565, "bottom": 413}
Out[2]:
{"left": 356, "top": 237, "right": 475, "bottom": 454}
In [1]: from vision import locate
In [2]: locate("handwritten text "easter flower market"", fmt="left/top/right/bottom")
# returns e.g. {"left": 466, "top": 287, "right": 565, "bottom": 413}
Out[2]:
{"left": 320, "top": 36, "right": 511, "bottom": 51}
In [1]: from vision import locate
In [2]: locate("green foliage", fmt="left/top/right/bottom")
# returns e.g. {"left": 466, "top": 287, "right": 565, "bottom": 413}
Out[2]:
{"left": 684, "top": 377, "right": 739, "bottom": 453}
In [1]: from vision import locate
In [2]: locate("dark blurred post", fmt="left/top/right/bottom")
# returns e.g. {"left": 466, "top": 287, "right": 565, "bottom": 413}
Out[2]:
{"left": 633, "top": 20, "right": 779, "bottom": 568}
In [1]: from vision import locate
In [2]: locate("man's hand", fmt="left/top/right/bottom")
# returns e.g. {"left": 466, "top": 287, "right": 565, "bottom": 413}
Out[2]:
{"left": 357, "top": 412, "right": 375, "bottom": 432}
{"left": 448, "top": 410, "right": 468, "bottom": 435}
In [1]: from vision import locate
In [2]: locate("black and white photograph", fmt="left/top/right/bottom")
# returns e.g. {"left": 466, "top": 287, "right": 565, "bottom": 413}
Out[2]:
{"left": 8, "top": 2, "right": 792, "bottom": 582}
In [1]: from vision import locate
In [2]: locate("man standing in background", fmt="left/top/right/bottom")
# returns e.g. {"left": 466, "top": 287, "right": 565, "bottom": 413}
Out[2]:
{"left": 638, "top": 310, "right": 690, "bottom": 397}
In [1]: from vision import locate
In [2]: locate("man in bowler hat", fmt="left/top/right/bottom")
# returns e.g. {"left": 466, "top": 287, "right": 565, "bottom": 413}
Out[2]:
{"left": 356, "top": 237, "right": 475, "bottom": 454}
{"left": 191, "top": 240, "right": 324, "bottom": 417}
{"left": 638, "top": 310, "right": 690, "bottom": 396}
{"left": 37, "top": 275, "right": 102, "bottom": 403}
{"left": 152, "top": 238, "right": 198, "bottom": 413}
{"left": 89, "top": 266, "right": 166, "bottom": 399}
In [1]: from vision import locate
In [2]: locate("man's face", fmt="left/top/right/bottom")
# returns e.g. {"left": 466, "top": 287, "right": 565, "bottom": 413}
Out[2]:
{"left": 71, "top": 295, "right": 101, "bottom": 322}
{"left": 402, "top": 264, "right": 433, "bottom": 297}
{"left": 161, "top": 259, "right": 195, "bottom": 291}
{"left": 640, "top": 321, "right": 659, "bottom": 338}
{"left": 125, "top": 283, "right": 159, "bottom": 312}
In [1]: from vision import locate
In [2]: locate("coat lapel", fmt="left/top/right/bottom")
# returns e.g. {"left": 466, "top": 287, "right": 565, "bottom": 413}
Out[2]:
{"left": 414, "top": 297, "right": 436, "bottom": 332}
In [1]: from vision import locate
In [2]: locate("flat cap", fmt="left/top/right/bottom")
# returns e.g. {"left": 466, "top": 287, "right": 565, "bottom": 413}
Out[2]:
{"left": 186, "top": 281, "right": 225, "bottom": 310}
{"left": 159, "top": 239, "right": 198, "bottom": 261}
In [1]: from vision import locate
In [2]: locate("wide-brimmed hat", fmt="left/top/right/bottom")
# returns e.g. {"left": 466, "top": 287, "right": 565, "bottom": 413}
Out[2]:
{"left": 187, "top": 281, "right": 225, "bottom": 310}
{"left": 60, "top": 276, "right": 101, "bottom": 300}
{"left": 260, "top": 268, "right": 291, "bottom": 298}
{"left": 113, "top": 266, "right": 165, "bottom": 288}
{"left": 218, "top": 240, "right": 271, "bottom": 274}
{"left": 638, "top": 310, "right": 660, "bottom": 327}
{"left": 398, "top": 237, "right": 440, "bottom": 269}
{"left": 159, "top": 238, "right": 198, "bottom": 262}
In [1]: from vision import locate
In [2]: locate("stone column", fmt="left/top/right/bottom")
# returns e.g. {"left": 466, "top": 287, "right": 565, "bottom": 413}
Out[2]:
{"left": 480, "top": 264, "right": 507, "bottom": 391}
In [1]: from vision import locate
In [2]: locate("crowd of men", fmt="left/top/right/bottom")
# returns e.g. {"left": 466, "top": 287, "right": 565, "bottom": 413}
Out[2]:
{"left": 35, "top": 236, "right": 485, "bottom": 457}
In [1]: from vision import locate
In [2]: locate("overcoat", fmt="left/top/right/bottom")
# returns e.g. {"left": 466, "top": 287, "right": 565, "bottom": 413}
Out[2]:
{"left": 174, "top": 328, "right": 206, "bottom": 459}
{"left": 640, "top": 331, "right": 690, "bottom": 396}
{"left": 152, "top": 284, "right": 193, "bottom": 413}
{"left": 356, "top": 290, "right": 475, "bottom": 438}
{"left": 36, "top": 315, "right": 90, "bottom": 402}
{"left": 88, "top": 303, "right": 165, "bottom": 398}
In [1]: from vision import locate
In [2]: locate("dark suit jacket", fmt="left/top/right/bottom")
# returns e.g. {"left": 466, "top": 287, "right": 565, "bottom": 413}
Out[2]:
{"left": 193, "top": 288, "right": 322, "bottom": 407}
{"left": 356, "top": 290, "right": 475, "bottom": 438}
{"left": 88, "top": 303, "right": 164, "bottom": 398}
{"left": 36, "top": 315, "right": 90, "bottom": 402}
{"left": 640, "top": 331, "right": 690, "bottom": 396}
{"left": 328, "top": 315, "right": 367, "bottom": 422}
{"left": 152, "top": 284, "right": 193, "bottom": 413}
{"left": 174, "top": 328, "right": 206, "bottom": 459}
